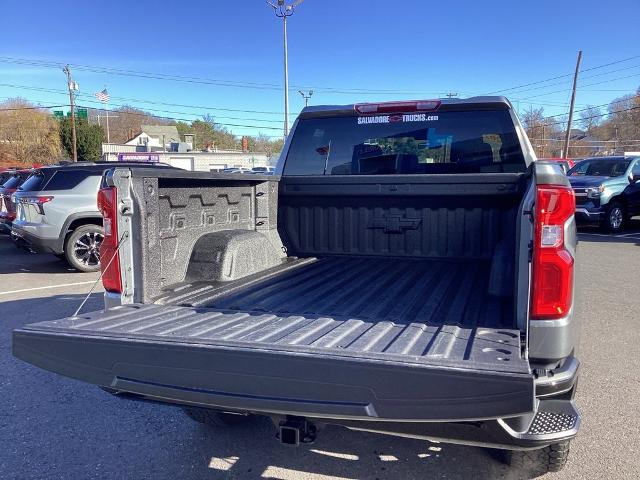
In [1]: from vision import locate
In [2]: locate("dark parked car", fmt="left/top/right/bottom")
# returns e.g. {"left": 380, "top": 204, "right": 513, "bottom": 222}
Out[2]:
{"left": 568, "top": 155, "right": 640, "bottom": 232}
{"left": 0, "top": 169, "right": 33, "bottom": 233}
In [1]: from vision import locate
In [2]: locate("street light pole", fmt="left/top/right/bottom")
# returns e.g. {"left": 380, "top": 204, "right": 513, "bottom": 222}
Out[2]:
{"left": 299, "top": 90, "right": 313, "bottom": 107}
{"left": 268, "top": 0, "right": 303, "bottom": 138}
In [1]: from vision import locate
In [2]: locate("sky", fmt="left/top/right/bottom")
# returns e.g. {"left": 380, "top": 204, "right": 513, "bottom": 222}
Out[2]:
{"left": 1, "top": 0, "right": 639, "bottom": 138}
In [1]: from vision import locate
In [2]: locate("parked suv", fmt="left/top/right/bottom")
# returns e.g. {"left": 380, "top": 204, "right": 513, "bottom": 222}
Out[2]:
{"left": 11, "top": 162, "right": 174, "bottom": 272}
{"left": 0, "top": 169, "right": 33, "bottom": 233}
{"left": 567, "top": 155, "right": 640, "bottom": 232}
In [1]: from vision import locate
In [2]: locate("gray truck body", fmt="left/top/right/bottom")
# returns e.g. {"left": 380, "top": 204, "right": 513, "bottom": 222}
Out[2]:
{"left": 13, "top": 97, "right": 581, "bottom": 450}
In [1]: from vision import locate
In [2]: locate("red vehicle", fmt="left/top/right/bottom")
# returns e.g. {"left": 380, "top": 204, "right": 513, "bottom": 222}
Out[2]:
{"left": 0, "top": 169, "right": 32, "bottom": 233}
{"left": 538, "top": 157, "right": 577, "bottom": 174}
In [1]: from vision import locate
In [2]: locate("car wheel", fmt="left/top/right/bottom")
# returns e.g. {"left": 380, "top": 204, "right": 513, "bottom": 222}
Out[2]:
{"left": 181, "top": 406, "right": 250, "bottom": 428}
{"left": 502, "top": 441, "right": 571, "bottom": 477}
{"left": 602, "top": 202, "right": 625, "bottom": 233}
{"left": 64, "top": 224, "right": 104, "bottom": 272}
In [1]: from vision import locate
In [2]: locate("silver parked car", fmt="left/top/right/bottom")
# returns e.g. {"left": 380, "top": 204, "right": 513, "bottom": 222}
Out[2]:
{"left": 11, "top": 162, "right": 174, "bottom": 272}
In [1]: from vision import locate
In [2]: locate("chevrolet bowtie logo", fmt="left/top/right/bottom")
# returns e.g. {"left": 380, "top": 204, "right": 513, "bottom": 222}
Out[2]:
{"left": 367, "top": 214, "right": 422, "bottom": 233}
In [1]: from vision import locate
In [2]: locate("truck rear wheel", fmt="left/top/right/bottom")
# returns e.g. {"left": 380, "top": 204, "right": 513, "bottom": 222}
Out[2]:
{"left": 181, "top": 406, "right": 250, "bottom": 428}
{"left": 504, "top": 441, "right": 571, "bottom": 477}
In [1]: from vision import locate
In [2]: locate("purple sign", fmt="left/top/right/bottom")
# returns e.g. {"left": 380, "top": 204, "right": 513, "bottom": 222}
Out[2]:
{"left": 117, "top": 153, "right": 160, "bottom": 163}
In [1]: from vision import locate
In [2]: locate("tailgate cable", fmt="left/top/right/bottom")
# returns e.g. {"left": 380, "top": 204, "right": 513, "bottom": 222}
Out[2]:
{"left": 72, "top": 231, "right": 129, "bottom": 318}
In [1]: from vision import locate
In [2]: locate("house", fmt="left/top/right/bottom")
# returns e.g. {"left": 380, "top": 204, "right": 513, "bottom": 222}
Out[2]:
{"left": 125, "top": 125, "right": 189, "bottom": 152}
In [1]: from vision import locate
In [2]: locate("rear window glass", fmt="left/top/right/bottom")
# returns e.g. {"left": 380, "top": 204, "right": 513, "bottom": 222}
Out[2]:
{"left": 1, "top": 174, "right": 26, "bottom": 189}
{"left": 567, "top": 158, "right": 630, "bottom": 177}
{"left": 284, "top": 110, "right": 526, "bottom": 175}
{"left": 18, "top": 171, "right": 52, "bottom": 192}
{"left": 44, "top": 170, "right": 98, "bottom": 190}
{"left": 0, "top": 172, "right": 13, "bottom": 185}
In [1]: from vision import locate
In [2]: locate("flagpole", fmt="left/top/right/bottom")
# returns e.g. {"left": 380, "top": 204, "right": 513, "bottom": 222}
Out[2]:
{"left": 105, "top": 97, "right": 110, "bottom": 143}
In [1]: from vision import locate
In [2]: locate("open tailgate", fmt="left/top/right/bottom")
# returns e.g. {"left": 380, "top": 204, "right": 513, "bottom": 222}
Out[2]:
{"left": 13, "top": 304, "right": 534, "bottom": 421}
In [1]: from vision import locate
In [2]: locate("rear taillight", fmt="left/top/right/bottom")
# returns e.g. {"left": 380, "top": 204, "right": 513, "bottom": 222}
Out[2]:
{"left": 530, "top": 186, "right": 575, "bottom": 320}
{"left": 97, "top": 186, "right": 122, "bottom": 293}
{"left": 20, "top": 195, "right": 54, "bottom": 214}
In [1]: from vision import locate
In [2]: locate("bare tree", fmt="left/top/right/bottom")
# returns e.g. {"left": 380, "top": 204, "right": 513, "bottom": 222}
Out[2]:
{"left": 578, "top": 105, "right": 602, "bottom": 133}
{"left": 0, "top": 98, "right": 62, "bottom": 165}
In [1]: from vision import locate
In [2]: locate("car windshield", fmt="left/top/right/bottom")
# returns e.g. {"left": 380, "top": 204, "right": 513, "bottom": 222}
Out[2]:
{"left": 567, "top": 158, "right": 630, "bottom": 177}
{"left": 284, "top": 109, "right": 526, "bottom": 175}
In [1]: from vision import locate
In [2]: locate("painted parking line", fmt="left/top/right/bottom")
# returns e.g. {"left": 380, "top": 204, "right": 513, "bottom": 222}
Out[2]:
{"left": 0, "top": 280, "right": 97, "bottom": 296}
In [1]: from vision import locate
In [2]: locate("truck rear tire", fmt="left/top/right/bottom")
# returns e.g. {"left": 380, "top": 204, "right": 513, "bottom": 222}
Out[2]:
{"left": 504, "top": 441, "right": 571, "bottom": 477}
{"left": 181, "top": 406, "right": 250, "bottom": 428}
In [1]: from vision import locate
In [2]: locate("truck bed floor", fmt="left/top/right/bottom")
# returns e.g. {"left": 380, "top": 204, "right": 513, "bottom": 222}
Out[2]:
{"left": 158, "top": 256, "right": 515, "bottom": 329}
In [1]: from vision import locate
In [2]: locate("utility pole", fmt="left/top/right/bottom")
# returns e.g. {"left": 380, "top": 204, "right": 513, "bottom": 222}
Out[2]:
{"left": 562, "top": 50, "right": 582, "bottom": 159}
{"left": 541, "top": 124, "right": 546, "bottom": 158}
{"left": 63, "top": 65, "right": 78, "bottom": 162}
{"left": 268, "top": 0, "right": 303, "bottom": 138}
{"left": 298, "top": 90, "right": 313, "bottom": 107}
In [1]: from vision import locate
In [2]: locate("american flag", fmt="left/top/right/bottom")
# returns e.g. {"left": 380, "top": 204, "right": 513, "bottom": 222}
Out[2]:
{"left": 94, "top": 88, "right": 109, "bottom": 103}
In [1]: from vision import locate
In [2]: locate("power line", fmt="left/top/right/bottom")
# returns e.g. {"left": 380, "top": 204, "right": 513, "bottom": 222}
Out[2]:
{"left": 3, "top": 54, "right": 639, "bottom": 98}
{"left": 484, "top": 55, "right": 640, "bottom": 95}
{"left": 519, "top": 72, "right": 640, "bottom": 101}
{"left": 75, "top": 103, "right": 283, "bottom": 131}
{"left": 544, "top": 105, "right": 640, "bottom": 128}
{"left": 543, "top": 94, "right": 639, "bottom": 119}
{"left": 0, "top": 55, "right": 439, "bottom": 95}
{"left": 0, "top": 83, "right": 287, "bottom": 124}
{"left": 0, "top": 103, "right": 67, "bottom": 111}
{"left": 1, "top": 99, "right": 285, "bottom": 136}
{"left": 0, "top": 82, "right": 294, "bottom": 117}
{"left": 492, "top": 63, "right": 640, "bottom": 97}
{"left": 0, "top": 79, "right": 603, "bottom": 120}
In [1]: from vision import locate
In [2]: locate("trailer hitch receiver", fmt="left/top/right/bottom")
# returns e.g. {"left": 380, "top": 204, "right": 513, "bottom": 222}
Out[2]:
{"left": 277, "top": 416, "right": 317, "bottom": 446}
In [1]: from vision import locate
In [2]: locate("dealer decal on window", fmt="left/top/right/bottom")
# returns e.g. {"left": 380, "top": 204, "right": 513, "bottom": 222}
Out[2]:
{"left": 357, "top": 113, "right": 438, "bottom": 125}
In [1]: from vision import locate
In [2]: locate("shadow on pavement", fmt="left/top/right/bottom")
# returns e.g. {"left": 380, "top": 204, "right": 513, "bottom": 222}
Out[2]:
{"left": 577, "top": 217, "right": 640, "bottom": 246}
{"left": 0, "top": 235, "right": 79, "bottom": 275}
{"left": 1, "top": 294, "right": 542, "bottom": 480}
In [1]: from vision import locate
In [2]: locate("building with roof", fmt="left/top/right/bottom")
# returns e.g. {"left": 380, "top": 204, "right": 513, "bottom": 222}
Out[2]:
{"left": 125, "top": 125, "right": 189, "bottom": 152}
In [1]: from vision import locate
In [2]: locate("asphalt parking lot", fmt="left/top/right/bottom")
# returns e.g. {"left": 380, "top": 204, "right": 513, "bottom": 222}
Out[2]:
{"left": 1, "top": 222, "right": 640, "bottom": 480}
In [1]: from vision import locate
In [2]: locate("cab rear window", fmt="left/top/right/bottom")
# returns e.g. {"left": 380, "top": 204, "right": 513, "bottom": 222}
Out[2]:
{"left": 284, "top": 110, "right": 526, "bottom": 175}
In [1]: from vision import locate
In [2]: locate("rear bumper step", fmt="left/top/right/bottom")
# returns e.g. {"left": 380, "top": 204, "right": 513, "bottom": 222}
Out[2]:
{"left": 334, "top": 398, "right": 580, "bottom": 450}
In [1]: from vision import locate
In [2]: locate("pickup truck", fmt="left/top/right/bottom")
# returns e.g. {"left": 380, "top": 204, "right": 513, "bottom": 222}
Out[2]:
{"left": 13, "top": 97, "right": 581, "bottom": 476}
{"left": 567, "top": 155, "right": 640, "bottom": 232}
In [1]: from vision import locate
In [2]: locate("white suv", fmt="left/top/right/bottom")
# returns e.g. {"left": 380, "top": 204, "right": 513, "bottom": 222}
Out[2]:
{"left": 11, "top": 162, "right": 173, "bottom": 272}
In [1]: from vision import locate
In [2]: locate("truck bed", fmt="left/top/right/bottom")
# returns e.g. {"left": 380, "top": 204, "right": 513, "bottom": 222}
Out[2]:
{"left": 157, "top": 256, "right": 515, "bottom": 330}
{"left": 13, "top": 256, "right": 533, "bottom": 422}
